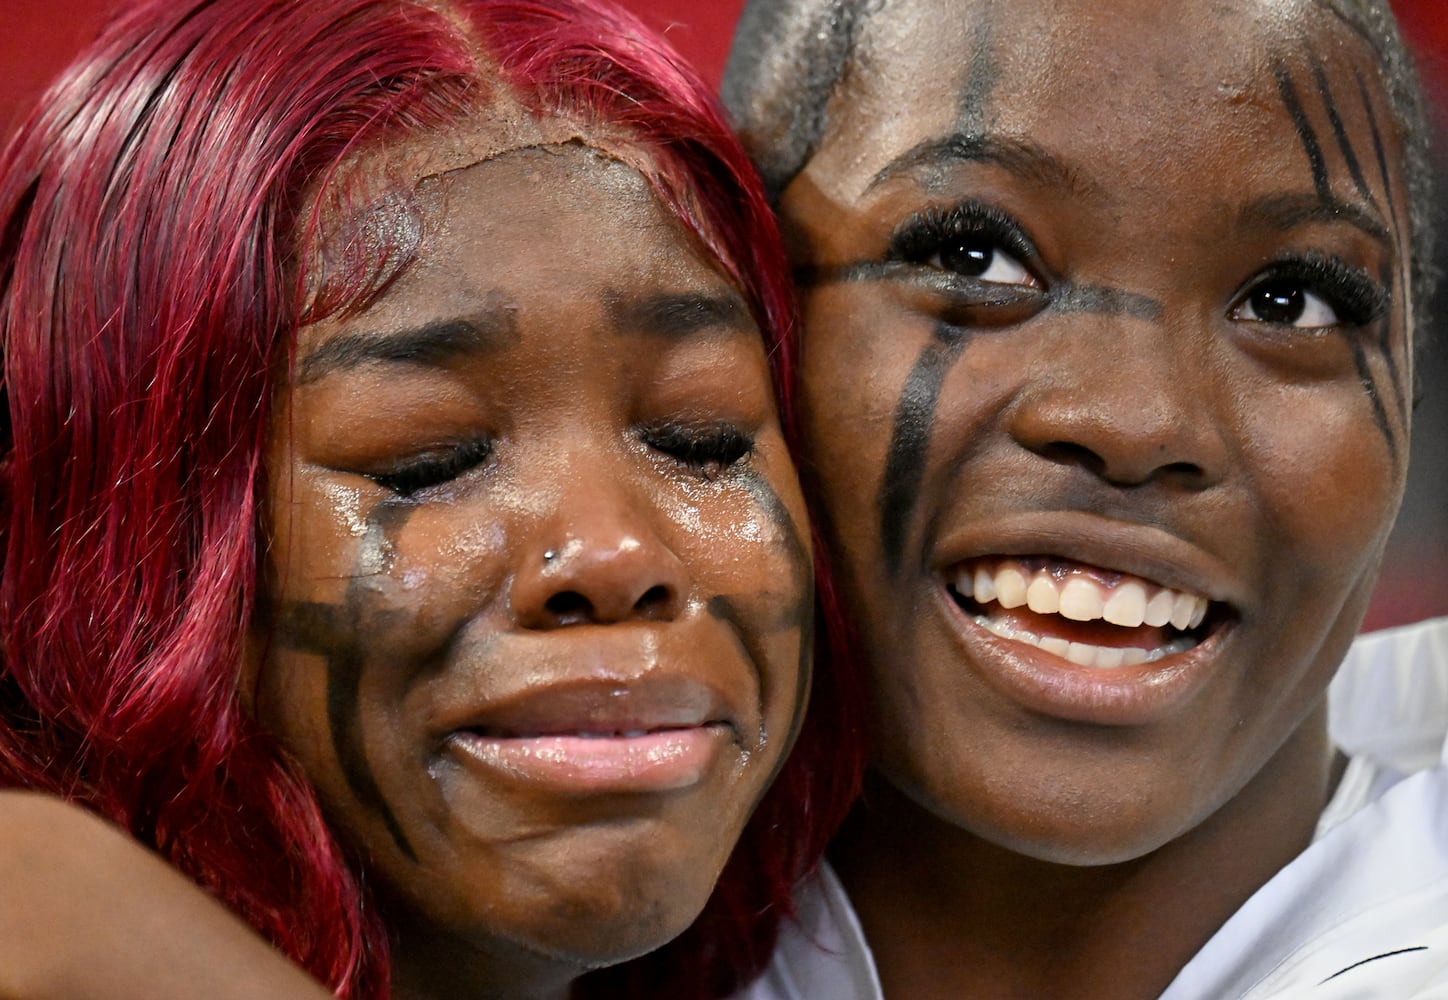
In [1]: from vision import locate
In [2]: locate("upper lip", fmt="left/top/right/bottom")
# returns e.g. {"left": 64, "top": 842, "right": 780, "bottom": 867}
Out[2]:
{"left": 427, "top": 634, "right": 753, "bottom": 742}
{"left": 444, "top": 676, "right": 733, "bottom": 738}
{"left": 930, "top": 510, "right": 1240, "bottom": 609}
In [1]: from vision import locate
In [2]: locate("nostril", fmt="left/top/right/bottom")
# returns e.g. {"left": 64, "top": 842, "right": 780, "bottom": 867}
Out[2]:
{"left": 1038, "top": 441, "right": 1106, "bottom": 478}
{"left": 635, "top": 584, "right": 675, "bottom": 619}
{"left": 544, "top": 590, "right": 593, "bottom": 623}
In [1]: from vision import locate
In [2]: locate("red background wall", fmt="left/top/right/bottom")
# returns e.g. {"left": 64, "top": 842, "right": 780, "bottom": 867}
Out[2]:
{"left": 3, "top": 0, "right": 1446, "bottom": 630}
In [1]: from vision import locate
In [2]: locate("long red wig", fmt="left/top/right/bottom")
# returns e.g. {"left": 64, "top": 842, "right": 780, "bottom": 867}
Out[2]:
{"left": 0, "top": 0, "right": 864, "bottom": 996}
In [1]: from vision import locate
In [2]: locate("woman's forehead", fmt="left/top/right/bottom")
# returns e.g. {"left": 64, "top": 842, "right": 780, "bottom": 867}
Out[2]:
{"left": 803, "top": 0, "right": 1396, "bottom": 202}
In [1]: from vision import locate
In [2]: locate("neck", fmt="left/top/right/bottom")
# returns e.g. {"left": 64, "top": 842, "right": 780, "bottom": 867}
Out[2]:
{"left": 832, "top": 712, "right": 1341, "bottom": 1000}
{"left": 387, "top": 922, "right": 579, "bottom": 1000}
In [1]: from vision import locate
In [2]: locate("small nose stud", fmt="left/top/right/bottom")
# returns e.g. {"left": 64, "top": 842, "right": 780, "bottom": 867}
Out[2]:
{"left": 543, "top": 549, "right": 557, "bottom": 563}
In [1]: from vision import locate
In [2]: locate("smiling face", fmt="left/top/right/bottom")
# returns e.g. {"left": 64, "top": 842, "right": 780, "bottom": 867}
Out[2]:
{"left": 785, "top": 0, "right": 1412, "bottom": 863}
{"left": 248, "top": 142, "right": 810, "bottom": 993}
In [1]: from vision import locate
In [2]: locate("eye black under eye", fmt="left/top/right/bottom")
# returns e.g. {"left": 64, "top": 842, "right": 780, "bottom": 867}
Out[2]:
{"left": 370, "top": 438, "right": 493, "bottom": 497}
{"left": 639, "top": 422, "right": 755, "bottom": 479}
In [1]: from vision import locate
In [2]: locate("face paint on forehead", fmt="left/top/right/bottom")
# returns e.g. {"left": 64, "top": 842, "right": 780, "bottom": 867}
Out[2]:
{"left": 268, "top": 501, "right": 423, "bottom": 862}
{"left": 953, "top": 5, "right": 999, "bottom": 136}
{"left": 1310, "top": 54, "right": 1378, "bottom": 212}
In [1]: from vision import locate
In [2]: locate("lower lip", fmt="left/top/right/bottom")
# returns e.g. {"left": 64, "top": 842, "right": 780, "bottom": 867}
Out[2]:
{"left": 937, "top": 586, "right": 1225, "bottom": 726}
{"left": 447, "top": 725, "right": 730, "bottom": 794}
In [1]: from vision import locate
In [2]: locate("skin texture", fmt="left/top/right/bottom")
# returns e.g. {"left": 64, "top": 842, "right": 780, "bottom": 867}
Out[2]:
{"left": 778, "top": 0, "right": 1413, "bottom": 996}
{"left": 0, "top": 792, "right": 333, "bottom": 1000}
{"left": 247, "top": 141, "right": 810, "bottom": 1000}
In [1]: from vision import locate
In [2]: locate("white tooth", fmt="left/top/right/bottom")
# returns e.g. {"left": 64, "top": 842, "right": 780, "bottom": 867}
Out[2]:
{"left": 973, "top": 566, "right": 997, "bottom": 604}
{"left": 1102, "top": 582, "right": 1147, "bottom": 627}
{"left": 1026, "top": 575, "right": 1060, "bottom": 614}
{"left": 1095, "top": 646, "right": 1126, "bottom": 669}
{"left": 1059, "top": 578, "right": 1104, "bottom": 622}
{"left": 1039, "top": 636, "right": 1070, "bottom": 658}
{"left": 954, "top": 568, "right": 974, "bottom": 600}
{"left": 1189, "top": 597, "right": 1208, "bottom": 629}
{"left": 1066, "top": 641, "right": 1097, "bottom": 666}
{"left": 1144, "top": 590, "right": 1175, "bottom": 627}
{"left": 977, "top": 614, "right": 1036, "bottom": 646}
{"left": 996, "top": 566, "right": 1029, "bottom": 608}
{"left": 1121, "top": 647, "right": 1149, "bottom": 666}
{"left": 1170, "top": 593, "right": 1196, "bottom": 631}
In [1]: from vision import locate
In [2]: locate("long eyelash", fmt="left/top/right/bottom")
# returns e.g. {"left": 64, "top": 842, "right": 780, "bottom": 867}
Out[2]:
{"left": 639, "top": 422, "right": 755, "bottom": 477}
{"left": 371, "top": 438, "right": 492, "bottom": 497}
{"left": 1250, "top": 252, "right": 1388, "bottom": 326}
{"left": 887, "top": 201, "right": 1039, "bottom": 267}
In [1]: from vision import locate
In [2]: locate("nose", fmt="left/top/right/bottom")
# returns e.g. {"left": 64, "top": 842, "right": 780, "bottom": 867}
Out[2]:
{"left": 1006, "top": 316, "right": 1229, "bottom": 490}
{"left": 510, "top": 483, "right": 689, "bottom": 628}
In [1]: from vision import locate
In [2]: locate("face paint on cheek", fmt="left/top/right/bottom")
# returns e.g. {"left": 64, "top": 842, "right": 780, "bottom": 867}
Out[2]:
{"left": 268, "top": 501, "right": 421, "bottom": 863}
{"left": 706, "top": 470, "right": 814, "bottom": 782}
{"left": 879, "top": 326, "right": 972, "bottom": 576}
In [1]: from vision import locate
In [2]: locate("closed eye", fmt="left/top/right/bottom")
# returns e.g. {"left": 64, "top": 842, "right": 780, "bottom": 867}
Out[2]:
{"left": 639, "top": 422, "right": 755, "bottom": 480}
{"left": 369, "top": 438, "right": 493, "bottom": 497}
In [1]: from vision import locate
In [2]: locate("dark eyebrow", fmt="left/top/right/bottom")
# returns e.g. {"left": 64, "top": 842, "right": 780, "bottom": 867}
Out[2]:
{"left": 867, "top": 132, "right": 1096, "bottom": 197}
{"left": 607, "top": 290, "right": 753, "bottom": 340}
{"left": 296, "top": 304, "right": 518, "bottom": 384}
{"left": 1237, "top": 191, "right": 1391, "bottom": 249}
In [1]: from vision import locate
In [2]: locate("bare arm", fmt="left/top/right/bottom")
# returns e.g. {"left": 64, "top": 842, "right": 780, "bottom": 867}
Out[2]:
{"left": 0, "top": 791, "right": 335, "bottom": 1000}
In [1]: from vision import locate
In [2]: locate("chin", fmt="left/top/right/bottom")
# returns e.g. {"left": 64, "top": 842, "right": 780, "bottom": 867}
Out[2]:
{"left": 886, "top": 749, "right": 1219, "bottom": 869}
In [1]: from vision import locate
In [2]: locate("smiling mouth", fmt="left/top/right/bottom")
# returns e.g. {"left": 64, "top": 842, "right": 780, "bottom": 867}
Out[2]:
{"left": 946, "top": 556, "right": 1223, "bottom": 668}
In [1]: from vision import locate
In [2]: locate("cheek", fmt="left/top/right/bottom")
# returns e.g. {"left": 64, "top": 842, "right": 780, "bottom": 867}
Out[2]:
{"left": 672, "top": 446, "right": 812, "bottom": 736}
{"left": 799, "top": 293, "right": 917, "bottom": 557}
{"left": 1244, "top": 385, "right": 1403, "bottom": 575}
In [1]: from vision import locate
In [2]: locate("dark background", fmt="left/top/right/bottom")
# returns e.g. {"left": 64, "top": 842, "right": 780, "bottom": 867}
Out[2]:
{"left": 4, "top": 0, "right": 1445, "bottom": 631}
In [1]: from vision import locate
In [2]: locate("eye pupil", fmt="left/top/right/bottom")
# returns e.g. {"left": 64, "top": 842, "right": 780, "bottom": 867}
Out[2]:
{"left": 940, "top": 241, "right": 994, "bottom": 277}
{"left": 1250, "top": 281, "right": 1305, "bottom": 324}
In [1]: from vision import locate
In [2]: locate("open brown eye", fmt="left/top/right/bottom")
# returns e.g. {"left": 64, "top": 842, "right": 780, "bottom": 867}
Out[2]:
{"left": 1245, "top": 281, "right": 1319, "bottom": 326}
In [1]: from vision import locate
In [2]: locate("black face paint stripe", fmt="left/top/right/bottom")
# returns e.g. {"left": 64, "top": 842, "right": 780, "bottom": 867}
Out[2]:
{"left": 736, "top": 470, "right": 815, "bottom": 779}
{"left": 1356, "top": 67, "right": 1401, "bottom": 235}
{"left": 1050, "top": 284, "right": 1164, "bottom": 320}
{"left": 954, "top": 9, "right": 998, "bottom": 135}
{"left": 879, "top": 328, "right": 971, "bottom": 576}
{"left": 1349, "top": 337, "right": 1397, "bottom": 460}
{"left": 1276, "top": 62, "right": 1332, "bottom": 202}
{"left": 1311, "top": 55, "right": 1378, "bottom": 211}
{"left": 1353, "top": 72, "right": 1410, "bottom": 447}
{"left": 1376, "top": 260, "right": 1407, "bottom": 424}
{"left": 330, "top": 503, "right": 419, "bottom": 861}
{"left": 269, "top": 504, "right": 422, "bottom": 863}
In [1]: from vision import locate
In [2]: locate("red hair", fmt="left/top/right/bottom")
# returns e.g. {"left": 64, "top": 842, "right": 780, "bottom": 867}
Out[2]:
{"left": 0, "top": 0, "right": 864, "bottom": 996}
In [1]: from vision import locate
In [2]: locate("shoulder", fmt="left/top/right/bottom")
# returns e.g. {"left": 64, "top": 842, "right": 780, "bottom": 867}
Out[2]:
{"left": 729, "top": 863, "right": 884, "bottom": 1000}
{"left": 1166, "top": 742, "right": 1448, "bottom": 999}
{"left": 1332, "top": 617, "right": 1448, "bottom": 772}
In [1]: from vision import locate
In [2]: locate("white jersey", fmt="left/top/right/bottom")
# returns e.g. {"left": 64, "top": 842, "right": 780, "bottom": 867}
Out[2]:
{"left": 737, "top": 617, "right": 1448, "bottom": 1000}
